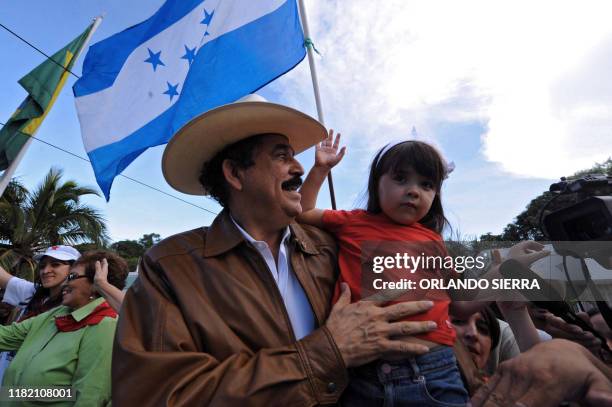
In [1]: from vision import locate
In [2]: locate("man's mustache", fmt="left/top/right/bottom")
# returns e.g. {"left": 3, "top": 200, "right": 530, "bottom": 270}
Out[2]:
{"left": 281, "top": 176, "right": 303, "bottom": 190}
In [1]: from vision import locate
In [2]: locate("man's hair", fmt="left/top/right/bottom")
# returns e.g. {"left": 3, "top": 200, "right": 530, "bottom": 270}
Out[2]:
{"left": 199, "top": 134, "right": 268, "bottom": 207}
{"left": 73, "top": 250, "right": 129, "bottom": 291}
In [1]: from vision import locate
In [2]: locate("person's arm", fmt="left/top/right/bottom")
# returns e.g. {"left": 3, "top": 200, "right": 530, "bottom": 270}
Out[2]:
{"left": 72, "top": 318, "right": 115, "bottom": 407}
{"left": 0, "top": 265, "right": 13, "bottom": 289}
{"left": 297, "top": 129, "right": 345, "bottom": 227}
{"left": 93, "top": 259, "right": 125, "bottom": 313}
{"left": 472, "top": 339, "right": 612, "bottom": 407}
{"left": 497, "top": 302, "right": 541, "bottom": 352}
{"left": 0, "top": 314, "right": 35, "bottom": 351}
{"left": 112, "top": 255, "right": 437, "bottom": 406}
{"left": 2, "top": 276, "right": 36, "bottom": 307}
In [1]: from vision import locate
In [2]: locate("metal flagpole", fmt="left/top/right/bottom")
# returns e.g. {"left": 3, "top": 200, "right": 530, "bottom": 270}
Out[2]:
{"left": 297, "top": 0, "right": 337, "bottom": 210}
{"left": 0, "top": 16, "right": 103, "bottom": 198}
{"left": 75, "top": 16, "right": 104, "bottom": 70}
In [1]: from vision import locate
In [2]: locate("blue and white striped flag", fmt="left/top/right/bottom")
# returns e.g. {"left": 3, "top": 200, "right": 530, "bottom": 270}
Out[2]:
{"left": 73, "top": 0, "right": 306, "bottom": 199}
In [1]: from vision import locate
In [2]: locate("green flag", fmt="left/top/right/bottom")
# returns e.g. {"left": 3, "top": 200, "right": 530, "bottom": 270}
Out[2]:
{"left": 0, "top": 22, "right": 94, "bottom": 170}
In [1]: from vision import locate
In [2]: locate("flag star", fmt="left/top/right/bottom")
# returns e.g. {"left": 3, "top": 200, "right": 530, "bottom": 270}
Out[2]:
{"left": 181, "top": 45, "right": 197, "bottom": 65}
{"left": 201, "top": 9, "right": 214, "bottom": 26}
{"left": 163, "top": 82, "right": 180, "bottom": 101}
{"left": 144, "top": 48, "right": 165, "bottom": 71}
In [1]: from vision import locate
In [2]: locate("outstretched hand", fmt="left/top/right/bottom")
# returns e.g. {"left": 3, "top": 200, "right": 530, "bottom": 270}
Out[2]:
{"left": 471, "top": 339, "right": 612, "bottom": 407}
{"left": 315, "top": 129, "right": 346, "bottom": 170}
{"left": 93, "top": 258, "right": 109, "bottom": 293}
{"left": 506, "top": 241, "right": 550, "bottom": 268}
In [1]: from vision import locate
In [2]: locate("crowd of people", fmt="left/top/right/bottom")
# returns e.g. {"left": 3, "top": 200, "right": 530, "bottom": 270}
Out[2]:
{"left": 0, "top": 247, "right": 126, "bottom": 405}
{"left": 0, "top": 95, "right": 611, "bottom": 405}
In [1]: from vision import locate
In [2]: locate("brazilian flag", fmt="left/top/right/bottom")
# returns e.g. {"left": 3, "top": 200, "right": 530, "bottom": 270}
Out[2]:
{"left": 0, "top": 23, "right": 94, "bottom": 170}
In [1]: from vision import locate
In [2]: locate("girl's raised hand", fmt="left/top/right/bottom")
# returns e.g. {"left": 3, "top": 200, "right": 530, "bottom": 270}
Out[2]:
{"left": 315, "top": 129, "right": 346, "bottom": 169}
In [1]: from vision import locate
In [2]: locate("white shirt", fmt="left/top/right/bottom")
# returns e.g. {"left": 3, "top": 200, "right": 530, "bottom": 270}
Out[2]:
{"left": 3, "top": 277, "right": 35, "bottom": 307}
{"left": 231, "top": 217, "right": 315, "bottom": 340}
{"left": 0, "top": 277, "right": 35, "bottom": 383}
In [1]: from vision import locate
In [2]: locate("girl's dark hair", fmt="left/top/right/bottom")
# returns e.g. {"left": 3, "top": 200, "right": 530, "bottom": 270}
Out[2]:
{"left": 480, "top": 307, "right": 501, "bottom": 350}
{"left": 366, "top": 140, "right": 450, "bottom": 234}
{"left": 19, "top": 258, "right": 74, "bottom": 321}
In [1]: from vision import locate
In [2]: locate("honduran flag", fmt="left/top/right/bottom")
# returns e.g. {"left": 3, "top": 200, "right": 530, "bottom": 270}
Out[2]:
{"left": 73, "top": 0, "right": 306, "bottom": 199}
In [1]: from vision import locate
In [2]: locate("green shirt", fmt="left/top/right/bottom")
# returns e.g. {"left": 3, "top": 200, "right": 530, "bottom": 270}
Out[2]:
{"left": 0, "top": 297, "right": 115, "bottom": 406}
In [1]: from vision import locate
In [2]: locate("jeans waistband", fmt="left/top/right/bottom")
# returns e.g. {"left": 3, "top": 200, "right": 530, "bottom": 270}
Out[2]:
{"left": 352, "top": 346, "right": 457, "bottom": 381}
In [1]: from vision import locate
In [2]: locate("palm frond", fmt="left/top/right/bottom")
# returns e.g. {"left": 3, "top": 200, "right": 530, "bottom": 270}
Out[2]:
{"left": 0, "top": 167, "right": 108, "bottom": 264}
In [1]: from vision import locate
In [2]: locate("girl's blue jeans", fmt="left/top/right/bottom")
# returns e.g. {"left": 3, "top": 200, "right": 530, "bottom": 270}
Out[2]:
{"left": 341, "top": 345, "right": 469, "bottom": 407}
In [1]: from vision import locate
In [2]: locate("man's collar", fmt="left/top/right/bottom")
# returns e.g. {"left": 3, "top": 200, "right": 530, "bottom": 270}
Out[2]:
{"left": 230, "top": 215, "right": 291, "bottom": 246}
{"left": 203, "top": 210, "right": 244, "bottom": 257}
{"left": 203, "top": 210, "right": 319, "bottom": 257}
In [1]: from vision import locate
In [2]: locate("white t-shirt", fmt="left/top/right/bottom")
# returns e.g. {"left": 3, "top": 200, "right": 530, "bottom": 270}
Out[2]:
{"left": 0, "top": 277, "right": 35, "bottom": 383}
{"left": 3, "top": 277, "right": 36, "bottom": 307}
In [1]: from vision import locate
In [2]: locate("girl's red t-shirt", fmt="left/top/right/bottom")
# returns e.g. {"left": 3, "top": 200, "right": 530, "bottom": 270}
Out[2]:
{"left": 322, "top": 209, "right": 456, "bottom": 346}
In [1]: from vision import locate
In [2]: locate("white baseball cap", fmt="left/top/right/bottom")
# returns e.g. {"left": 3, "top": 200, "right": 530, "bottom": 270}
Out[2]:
{"left": 34, "top": 245, "right": 81, "bottom": 262}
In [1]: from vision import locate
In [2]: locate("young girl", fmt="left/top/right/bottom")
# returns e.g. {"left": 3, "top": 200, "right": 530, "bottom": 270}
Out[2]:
{"left": 298, "top": 131, "right": 546, "bottom": 406}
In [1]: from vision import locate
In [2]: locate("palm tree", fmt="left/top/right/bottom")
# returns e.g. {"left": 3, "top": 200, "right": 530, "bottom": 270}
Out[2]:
{"left": 0, "top": 168, "right": 108, "bottom": 280}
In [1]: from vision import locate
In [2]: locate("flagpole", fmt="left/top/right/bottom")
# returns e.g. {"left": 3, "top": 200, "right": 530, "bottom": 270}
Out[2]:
{"left": 0, "top": 137, "right": 34, "bottom": 196}
{"left": 0, "top": 16, "right": 103, "bottom": 198}
{"left": 76, "top": 16, "right": 104, "bottom": 64}
{"left": 297, "top": 0, "right": 337, "bottom": 210}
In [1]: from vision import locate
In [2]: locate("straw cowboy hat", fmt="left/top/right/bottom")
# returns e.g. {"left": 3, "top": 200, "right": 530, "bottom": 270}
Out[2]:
{"left": 162, "top": 94, "right": 327, "bottom": 195}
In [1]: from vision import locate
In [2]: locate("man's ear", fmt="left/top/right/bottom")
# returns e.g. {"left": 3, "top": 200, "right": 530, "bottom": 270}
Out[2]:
{"left": 222, "top": 159, "right": 244, "bottom": 192}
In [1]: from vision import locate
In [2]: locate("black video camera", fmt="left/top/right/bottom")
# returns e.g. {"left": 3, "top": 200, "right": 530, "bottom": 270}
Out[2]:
{"left": 544, "top": 174, "right": 612, "bottom": 262}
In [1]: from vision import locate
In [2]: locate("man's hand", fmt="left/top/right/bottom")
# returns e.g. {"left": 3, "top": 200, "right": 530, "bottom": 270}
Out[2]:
{"left": 472, "top": 339, "right": 612, "bottom": 407}
{"left": 325, "top": 283, "right": 436, "bottom": 367}
{"left": 314, "top": 129, "right": 346, "bottom": 170}
{"left": 530, "top": 308, "right": 602, "bottom": 355}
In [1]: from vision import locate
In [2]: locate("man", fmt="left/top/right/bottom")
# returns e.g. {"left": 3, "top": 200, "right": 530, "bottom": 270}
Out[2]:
{"left": 112, "top": 95, "right": 437, "bottom": 406}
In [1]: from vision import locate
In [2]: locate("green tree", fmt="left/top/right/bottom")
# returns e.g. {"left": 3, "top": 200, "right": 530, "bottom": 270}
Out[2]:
{"left": 138, "top": 233, "right": 161, "bottom": 249}
{"left": 74, "top": 242, "right": 104, "bottom": 253}
{"left": 110, "top": 239, "right": 144, "bottom": 271}
{"left": 110, "top": 234, "right": 161, "bottom": 272}
{"left": 0, "top": 168, "right": 108, "bottom": 281}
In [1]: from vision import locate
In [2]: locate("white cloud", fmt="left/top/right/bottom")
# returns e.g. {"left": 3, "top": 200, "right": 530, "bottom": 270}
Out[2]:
{"left": 276, "top": 0, "right": 612, "bottom": 177}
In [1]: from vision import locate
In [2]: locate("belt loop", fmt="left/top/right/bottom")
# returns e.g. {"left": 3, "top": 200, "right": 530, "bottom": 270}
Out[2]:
{"left": 409, "top": 357, "right": 422, "bottom": 380}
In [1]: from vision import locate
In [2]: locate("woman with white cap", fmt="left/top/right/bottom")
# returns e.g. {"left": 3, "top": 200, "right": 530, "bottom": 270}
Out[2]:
{"left": 0, "top": 245, "right": 81, "bottom": 321}
{"left": 0, "top": 245, "right": 80, "bottom": 382}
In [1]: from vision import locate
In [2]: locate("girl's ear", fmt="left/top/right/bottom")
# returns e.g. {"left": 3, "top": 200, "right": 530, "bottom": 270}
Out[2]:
{"left": 222, "top": 159, "right": 244, "bottom": 191}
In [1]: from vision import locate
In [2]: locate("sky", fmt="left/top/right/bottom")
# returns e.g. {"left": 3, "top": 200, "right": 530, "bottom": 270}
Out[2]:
{"left": 1, "top": 0, "right": 610, "bottom": 243}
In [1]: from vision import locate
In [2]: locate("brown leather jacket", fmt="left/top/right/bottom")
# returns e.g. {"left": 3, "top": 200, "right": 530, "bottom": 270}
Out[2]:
{"left": 112, "top": 211, "right": 347, "bottom": 406}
